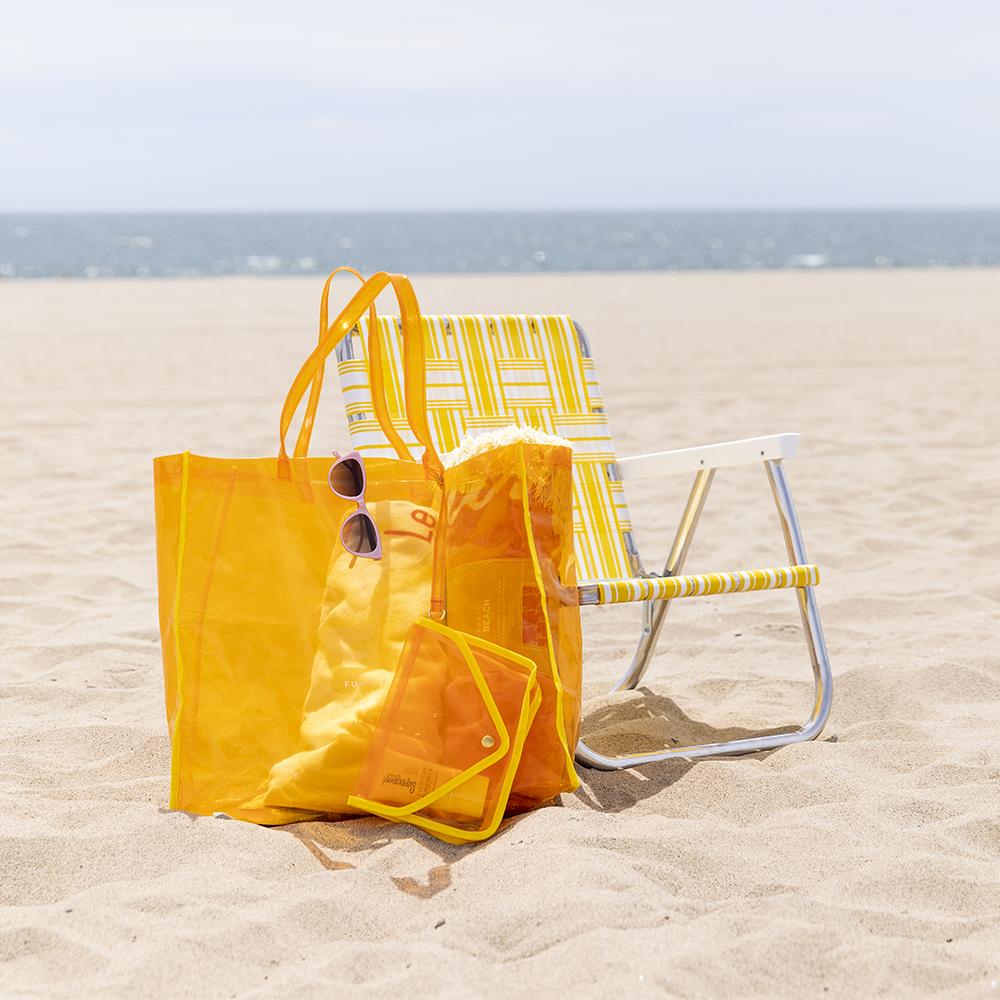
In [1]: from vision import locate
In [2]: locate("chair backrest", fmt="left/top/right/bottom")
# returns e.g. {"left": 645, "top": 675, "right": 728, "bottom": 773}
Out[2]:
{"left": 336, "top": 314, "right": 641, "bottom": 584}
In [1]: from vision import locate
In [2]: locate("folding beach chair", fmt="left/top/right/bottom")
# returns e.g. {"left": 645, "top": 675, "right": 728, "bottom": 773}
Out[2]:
{"left": 333, "top": 314, "right": 832, "bottom": 769}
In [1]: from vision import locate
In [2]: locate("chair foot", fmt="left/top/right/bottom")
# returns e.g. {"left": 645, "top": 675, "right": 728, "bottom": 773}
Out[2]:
{"left": 575, "top": 708, "right": 829, "bottom": 770}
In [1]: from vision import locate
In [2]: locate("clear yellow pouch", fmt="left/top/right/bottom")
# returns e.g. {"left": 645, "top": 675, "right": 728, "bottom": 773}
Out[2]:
{"left": 348, "top": 617, "right": 541, "bottom": 843}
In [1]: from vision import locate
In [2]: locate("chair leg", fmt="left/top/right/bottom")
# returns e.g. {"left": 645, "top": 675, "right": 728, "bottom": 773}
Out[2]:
{"left": 575, "top": 459, "right": 833, "bottom": 770}
{"left": 764, "top": 458, "right": 834, "bottom": 735}
{"left": 613, "top": 468, "right": 714, "bottom": 692}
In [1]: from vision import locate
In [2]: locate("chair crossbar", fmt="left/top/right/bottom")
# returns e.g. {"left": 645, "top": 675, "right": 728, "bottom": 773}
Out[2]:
{"left": 578, "top": 563, "right": 819, "bottom": 606}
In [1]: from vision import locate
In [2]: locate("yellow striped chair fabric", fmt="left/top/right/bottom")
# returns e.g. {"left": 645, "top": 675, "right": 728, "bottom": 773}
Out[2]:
{"left": 583, "top": 564, "right": 819, "bottom": 606}
{"left": 337, "top": 314, "right": 641, "bottom": 585}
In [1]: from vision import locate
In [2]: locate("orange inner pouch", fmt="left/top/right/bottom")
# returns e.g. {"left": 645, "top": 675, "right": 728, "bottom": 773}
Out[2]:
{"left": 348, "top": 616, "right": 541, "bottom": 843}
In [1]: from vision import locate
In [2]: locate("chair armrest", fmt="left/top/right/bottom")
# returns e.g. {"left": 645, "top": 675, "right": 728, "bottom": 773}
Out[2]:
{"left": 617, "top": 433, "right": 800, "bottom": 481}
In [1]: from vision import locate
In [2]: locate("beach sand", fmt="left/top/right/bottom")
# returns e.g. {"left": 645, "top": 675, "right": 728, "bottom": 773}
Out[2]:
{"left": 2, "top": 269, "right": 998, "bottom": 998}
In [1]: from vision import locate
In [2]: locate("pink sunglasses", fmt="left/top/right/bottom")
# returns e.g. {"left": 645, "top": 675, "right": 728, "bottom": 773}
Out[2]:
{"left": 328, "top": 451, "right": 382, "bottom": 560}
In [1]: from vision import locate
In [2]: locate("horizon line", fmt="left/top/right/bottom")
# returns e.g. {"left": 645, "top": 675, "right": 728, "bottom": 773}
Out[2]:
{"left": 4, "top": 206, "right": 1000, "bottom": 216}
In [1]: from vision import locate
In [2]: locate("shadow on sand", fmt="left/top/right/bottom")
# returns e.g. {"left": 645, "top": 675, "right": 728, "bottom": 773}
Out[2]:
{"left": 574, "top": 687, "right": 795, "bottom": 812}
{"left": 278, "top": 688, "right": 796, "bottom": 876}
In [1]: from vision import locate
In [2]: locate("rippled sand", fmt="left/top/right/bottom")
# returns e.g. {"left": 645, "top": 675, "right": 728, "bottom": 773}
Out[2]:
{"left": 2, "top": 270, "right": 998, "bottom": 998}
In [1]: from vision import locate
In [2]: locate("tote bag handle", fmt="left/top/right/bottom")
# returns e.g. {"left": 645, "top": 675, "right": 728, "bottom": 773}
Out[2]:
{"left": 294, "top": 266, "right": 415, "bottom": 464}
{"left": 293, "top": 266, "right": 377, "bottom": 458}
{"left": 278, "top": 271, "right": 443, "bottom": 482}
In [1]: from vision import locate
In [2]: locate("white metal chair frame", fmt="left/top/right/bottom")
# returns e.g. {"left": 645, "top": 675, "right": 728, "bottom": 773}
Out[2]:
{"left": 574, "top": 428, "right": 833, "bottom": 769}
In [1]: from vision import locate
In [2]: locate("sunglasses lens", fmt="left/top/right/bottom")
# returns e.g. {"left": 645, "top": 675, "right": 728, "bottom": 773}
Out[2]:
{"left": 329, "top": 458, "right": 364, "bottom": 498}
{"left": 342, "top": 512, "right": 378, "bottom": 555}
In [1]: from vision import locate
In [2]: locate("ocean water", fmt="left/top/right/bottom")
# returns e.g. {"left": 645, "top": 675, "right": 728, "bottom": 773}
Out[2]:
{"left": 1, "top": 211, "right": 998, "bottom": 279}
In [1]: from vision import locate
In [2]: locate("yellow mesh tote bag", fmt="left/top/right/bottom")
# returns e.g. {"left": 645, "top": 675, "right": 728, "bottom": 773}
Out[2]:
{"left": 154, "top": 269, "right": 582, "bottom": 840}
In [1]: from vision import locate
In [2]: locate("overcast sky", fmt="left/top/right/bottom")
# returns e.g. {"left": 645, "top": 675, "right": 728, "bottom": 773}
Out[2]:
{"left": 2, "top": 0, "right": 998, "bottom": 211}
